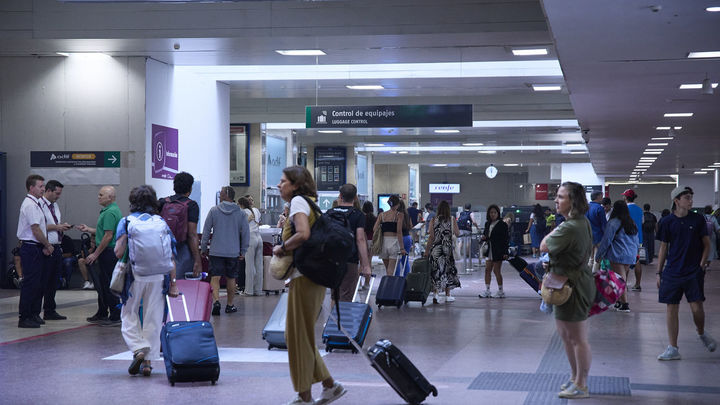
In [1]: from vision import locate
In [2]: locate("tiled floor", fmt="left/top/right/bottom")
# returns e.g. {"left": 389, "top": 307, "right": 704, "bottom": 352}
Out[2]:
{"left": 1, "top": 258, "right": 719, "bottom": 405}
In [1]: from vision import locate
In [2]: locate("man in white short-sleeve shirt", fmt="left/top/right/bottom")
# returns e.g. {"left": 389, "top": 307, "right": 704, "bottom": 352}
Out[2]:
{"left": 40, "top": 180, "right": 72, "bottom": 321}
{"left": 16, "top": 174, "right": 54, "bottom": 328}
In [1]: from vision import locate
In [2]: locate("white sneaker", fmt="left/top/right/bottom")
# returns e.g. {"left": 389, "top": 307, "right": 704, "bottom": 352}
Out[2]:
{"left": 478, "top": 290, "right": 491, "bottom": 298}
{"left": 314, "top": 381, "right": 346, "bottom": 405}
{"left": 445, "top": 296, "right": 455, "bottom": 303}
{"left": 82, "top": 281, "right": 94, "bottom": 290}
{"left": 657, "top": 345, "right": 681, "bottom": 361}
{"left": 285, "top": 396, "right": 314, "bottom": 405}
{"left": 494, "top": 290, "right": 506, "bottom": 298}
{"left": 699, "top": 333, "right": 717, "bottom": 352}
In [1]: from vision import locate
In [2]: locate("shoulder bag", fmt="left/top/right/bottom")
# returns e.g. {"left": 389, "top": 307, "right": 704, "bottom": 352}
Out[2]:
{"left": 541, "top": 272, "right": 572, "bottom": 306}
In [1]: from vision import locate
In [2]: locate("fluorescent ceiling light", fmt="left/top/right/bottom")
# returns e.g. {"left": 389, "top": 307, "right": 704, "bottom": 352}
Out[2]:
{"left": 359, "top": 145, "right": 583, "bottom": 152}
{"left": 688, "top": 51, "right": 720, "bottom": 58}
{"left": 178, "top": 60, "right": 563, "bottom": 81}
{"left": 564, "top": 142, "right": 584, "bottom": 147}
{"left": 651, "top": 137, "right": 674, "bottom": 140}
{"left": 570, "top": 151, "right": 586, "bottom": 154}
{"left": 707, "top": 6, "right": 720, "bottom": 12}
{"left": 266, "top": 123, "right": 304, "bottom": 129}
{"left": 473, "top": 120, "right": 578, "bottom": 127}
{"left": 462, "top": 143, "right": 484, "bottom": 146}
{"left": 431, "top": 164, "right": 447, "bottom": 167}
{"left": 648, "top": 143, "right": 669, "bottom": 146}
{"left": 364, "top": 143, "right": 385, "bottom": 147}
{"left": 645, "top": 149, "right": 665, "bottom": 152}
{"left": 398, "top": 151, "right": 408, "bottom": 154}
{"left": 346, "top": 85, "right": 384, "bottom": 90}
{"left": 56, "top": 52, "right": 70, "bottom": 57}
{"left": 434, "top": 129, "right": 460, "bottom": 134}
{"left": 644, "top": 151, "right": 663, "bottom": 155}
{"left": 655, "top": 126, "right": 681, "bottom": 130}
{"left": 478, "top": 151, "right": 497, "bottom": 154}
{"left": 679, "top": 83, "right": 718, "bottom": 89}
{"left": 390, "top": 151, "right": 398, "bottom": 154}
{"left": 532, "top": 85, "right": 562, "bottom": 91}
{"left": 664, "top": 113, "right": 693, "bottom": 117}
{"left": 318, "top": 130, "right": 343, "bottom": 134}
{"left": 275, "top": 50, "right": 326, "bottom": 56}
{"left": 700, "top": 168, "right": 715, "bottom": 171}
{"left": 504, "top": 163, "right": 520, "bottom": 167}
{"left": 512, "top": 48, "right": 548, "bottom": 56}
{"left": 694, "top": 171, "right": 708, "bottom": 174}
{"left": 635, "top": 168, "right": 648, "bottom": 171}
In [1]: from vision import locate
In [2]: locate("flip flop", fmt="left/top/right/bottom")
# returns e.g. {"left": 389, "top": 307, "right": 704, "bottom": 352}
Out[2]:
{"left": 141, "top": 361, "right": 152, "bottom": 377}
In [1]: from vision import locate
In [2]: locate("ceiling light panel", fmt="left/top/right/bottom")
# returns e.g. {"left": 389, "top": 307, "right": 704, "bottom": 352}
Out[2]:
{"left": 647, "top": 143, "right": 669, "bottom": 146}
{"left": 275, "top": 50, "right": 326, "bottom": 56}
{"left": 679, "top": 83, "right": 718, "bottom": 89}
{"left": 651, "top": 137, "right": 674, "bottom": 140}
{"left": 346, "top": 85, "right": 384, "bottom": 90}
{"left": 694, "top": 171, "right": 708, "bottom": 174}
{"left": 532, "top": 85, "right": 563, "bottom": 91}
{"left": 707, "top": 6, "right": 720, "bottom": 12}
{"left": 512, "top": 48, "right": 548, "bottom": 56}
{"left": 688, "top": 51, "right": 720, "bottom": 58}
{"left": 655, "top": 126, "right": 681, "bottom": 130}
{"left": 434, "top": 129, "right": 460, "bottom": 134}
{"left": 663, "top": 113, "right": 694, "bottom": 117}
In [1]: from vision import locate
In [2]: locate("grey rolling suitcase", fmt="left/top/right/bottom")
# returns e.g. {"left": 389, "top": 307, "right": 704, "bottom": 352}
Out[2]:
{"left": 262, "top": 292, "right": 288, "bottom": 350}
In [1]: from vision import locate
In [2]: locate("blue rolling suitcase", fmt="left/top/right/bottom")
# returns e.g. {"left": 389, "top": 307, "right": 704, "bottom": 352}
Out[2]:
{"left": 507, "top": 256, "right": 541, "bottom": 293}
{"left": 161, "top": 294, "right": 220, "bottom": 386}
{"left": 323, "top": 276, "right": 375, "bottom": 353}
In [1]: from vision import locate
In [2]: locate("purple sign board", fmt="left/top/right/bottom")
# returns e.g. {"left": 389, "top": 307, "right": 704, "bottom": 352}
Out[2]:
{"left": 152, "top": 124, "right": 179, "bottom": 180}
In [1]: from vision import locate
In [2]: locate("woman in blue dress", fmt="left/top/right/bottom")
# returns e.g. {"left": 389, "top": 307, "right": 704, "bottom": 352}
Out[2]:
{"left": 526, "top": 204, "right": 546, "bottom": 258}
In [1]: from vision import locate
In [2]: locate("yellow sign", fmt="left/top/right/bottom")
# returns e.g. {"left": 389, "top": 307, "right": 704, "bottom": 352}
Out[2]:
{"left": 71, "top": 153, "right": 96, "bottom": 160}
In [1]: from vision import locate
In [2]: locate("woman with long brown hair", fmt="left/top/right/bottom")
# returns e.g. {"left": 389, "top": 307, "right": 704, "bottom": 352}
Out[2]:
{"left": 424, "top": 200, "right": 461, "bottom": 303}
{"left": 373, "top": 195, "right": 407, "bottom": 276}
{"left": 272, "top": 166, "right": 345, "bottom": 405}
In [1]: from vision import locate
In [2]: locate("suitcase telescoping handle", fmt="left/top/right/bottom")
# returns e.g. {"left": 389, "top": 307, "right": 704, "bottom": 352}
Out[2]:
{"left": 351, "top": 274, "right": 376, "bottom": 304}
{"left": 165, "top": 293, "right": 190, "bottom": 322}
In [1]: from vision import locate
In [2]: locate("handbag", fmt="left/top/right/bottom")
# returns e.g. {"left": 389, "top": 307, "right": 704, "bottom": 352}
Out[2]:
{"left": 110, "top": 256, "right": 128, "bottom": 296}
{"left": 589, "top": 267, "right": 626, "bottom": 316}
{"left": 371, "top": 227, "right": 384, "bottom": 256}
{"left": 523, "top": 233, "right": 532, "bottom": 245}
{"left": 541, "top": 272, "right": 572, "bottom": 306}
{"left": 270, "top": 254, "right": 294, "bottom": 280}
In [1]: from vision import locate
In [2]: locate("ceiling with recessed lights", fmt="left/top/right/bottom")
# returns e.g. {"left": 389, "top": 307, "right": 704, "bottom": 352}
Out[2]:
{"left": 543, "top": 0, "right": 720, "bottom": 181}
{"left": 1, "top": 0, "right": 717, "bottom": 179}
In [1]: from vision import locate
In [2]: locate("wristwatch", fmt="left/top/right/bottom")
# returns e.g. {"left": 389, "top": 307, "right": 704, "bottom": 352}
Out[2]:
{"left": 171, "top": 278, "right": 177, "bottom": 284}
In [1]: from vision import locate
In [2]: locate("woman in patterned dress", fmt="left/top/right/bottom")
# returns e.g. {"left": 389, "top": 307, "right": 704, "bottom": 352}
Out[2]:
{"left": 424, "top": 200, "right": 461, "bottom": 304}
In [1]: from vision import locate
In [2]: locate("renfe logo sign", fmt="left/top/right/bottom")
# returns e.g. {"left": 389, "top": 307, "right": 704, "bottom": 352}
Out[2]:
{"left": 429, "top": 184, "right": 460, "bottom": 194}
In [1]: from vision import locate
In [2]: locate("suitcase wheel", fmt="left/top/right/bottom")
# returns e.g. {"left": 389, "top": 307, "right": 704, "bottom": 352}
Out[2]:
{"left": 403, "top": 300, "right": 408, "bottom": 305}
{"left": 422, "top": 299, "right": 426, "bottom": 306}
{"left": 431, "top": 385, "right": 438, "bottom": 396}
{"left": 351, "top": 349, "right": 358, "bottom": 354}
{"left": 268, "top": 345, "right": 272, "bottom": 350}
{"left": 211, "top": 380, "right": 216, "bottom": 385}
{"left": 325, "top": 347, "right": 331, "bottom": 353}
{"left": 265, "top": 291, "right": 270, "bottom": 296}
{"left": 396, "top": 303, "right": 402, "bottom": 308}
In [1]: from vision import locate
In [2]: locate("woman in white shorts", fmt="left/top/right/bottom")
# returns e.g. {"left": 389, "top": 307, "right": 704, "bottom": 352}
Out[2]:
{"left": 373, "top": 195, "right": 407, "bottom": 275}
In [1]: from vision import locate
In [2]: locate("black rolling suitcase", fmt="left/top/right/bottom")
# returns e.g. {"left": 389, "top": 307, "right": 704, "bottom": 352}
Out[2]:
{"left": 322, "top": 276, "right": 375, "bottom": 353}
{"left": 367, "top": 339, "right": 438, "bottom": 405}
{"left": 404, "top": 257, "right": 431, "bottom": 305}
{"left": 161, "top": 295, "right": 220, "bottom": 386}
{"left": 507, "top": 256, "right": 541, "bottom": 293}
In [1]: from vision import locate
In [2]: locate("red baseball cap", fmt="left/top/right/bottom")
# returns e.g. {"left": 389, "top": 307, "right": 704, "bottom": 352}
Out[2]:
{"left": 621, "top": 189, "right": 637, "bottom": 199}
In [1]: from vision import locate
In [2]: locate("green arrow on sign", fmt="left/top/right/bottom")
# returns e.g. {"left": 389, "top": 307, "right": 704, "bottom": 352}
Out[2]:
{"left": 104, "top": 152, "right": 121, "bottom": 167}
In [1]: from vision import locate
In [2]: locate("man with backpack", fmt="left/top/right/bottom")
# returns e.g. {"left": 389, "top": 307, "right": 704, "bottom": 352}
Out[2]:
{"left": 643, "top": 204, "right": 658, "bottom": 265}
{"left": 158, "top": 172, "right": 201, "bottom": 279}
{"left": 201, "top": 186, "right": 249, "bottom": 315}
{"left": 329, "top": 184, "right": 371, "bottom": 302}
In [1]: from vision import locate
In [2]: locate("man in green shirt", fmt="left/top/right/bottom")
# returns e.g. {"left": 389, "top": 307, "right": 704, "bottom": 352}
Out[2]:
{"left": 78, "top": 186, "right": 123, "bottom": 326}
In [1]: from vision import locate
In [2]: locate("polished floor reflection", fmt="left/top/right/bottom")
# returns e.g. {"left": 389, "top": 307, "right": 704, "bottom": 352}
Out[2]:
{"left": 1, "top": 258, "right": 718, "bottom": 405}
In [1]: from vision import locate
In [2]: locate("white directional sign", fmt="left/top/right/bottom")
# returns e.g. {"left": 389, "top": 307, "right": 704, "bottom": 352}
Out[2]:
{"left": 429, "top": 183, "right": 460, "bottom": 193}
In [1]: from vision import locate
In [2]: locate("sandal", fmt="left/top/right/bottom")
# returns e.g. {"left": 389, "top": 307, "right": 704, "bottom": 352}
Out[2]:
{"left": 128, "top": 350, "right": 146, "bottom": 375}
{"left": 141, "top": 361, "right": 152, "bottom": 377}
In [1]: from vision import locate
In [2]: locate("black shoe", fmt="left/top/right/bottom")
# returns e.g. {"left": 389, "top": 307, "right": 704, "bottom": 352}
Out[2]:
{"left": 212, "top": 301, "right": 221, "bottom": 316}
{"left": 618, "top": 303, "right": 631, "bottom": 313}
{"left": 18, "top": 318, "right": 41, "bottom": 328}
{"left": 99, "top": 319, "right": 122, "bottom": 327}
{"left": 33, "top": 315, "right": 46, "bottom": 325}
{"left": 225, "top": 305, "right": 237, "bottom": 313}
{"left": 87, "top": 314, "right": 109, "bottom": 324}
{"left": 44, "top": 311, "right": 67, "bottom": 320}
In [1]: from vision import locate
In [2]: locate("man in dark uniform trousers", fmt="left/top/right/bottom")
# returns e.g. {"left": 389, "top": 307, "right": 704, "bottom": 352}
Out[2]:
{"left": 40, "top": 180, "right": 72, "bottom": 321}
{"left": 17, "top": 174, "right": 54, "bottom": 328}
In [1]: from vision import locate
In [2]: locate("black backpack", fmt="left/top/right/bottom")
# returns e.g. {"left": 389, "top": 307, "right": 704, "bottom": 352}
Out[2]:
{"left": 294, "top": 197, "right": 355, "bottom": 289}
{"left": 458, "top": 210, "right": 472, "bottom": 231}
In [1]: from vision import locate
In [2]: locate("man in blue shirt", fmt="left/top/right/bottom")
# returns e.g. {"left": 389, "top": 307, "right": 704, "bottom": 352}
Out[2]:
{"left": 586, "top": 191, "right": 607, "bottom": 271}
{"left": 656, "top": 186, "right": 716, "bottom": 360}
{"left": 622, "top": 189, "right": 644, "bottom": 291}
